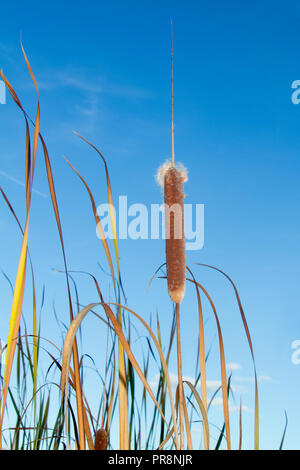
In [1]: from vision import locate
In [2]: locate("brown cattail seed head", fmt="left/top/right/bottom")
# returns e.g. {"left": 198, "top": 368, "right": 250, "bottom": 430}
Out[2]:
{"left": 157, "top": 162, "right": 187, "bottom": 304}
{"left": 94, "top": 428, "right": 107, "bottom": 450}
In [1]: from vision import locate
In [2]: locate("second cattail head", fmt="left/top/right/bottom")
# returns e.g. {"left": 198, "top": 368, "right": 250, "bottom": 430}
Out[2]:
{"left": 94, "top": 428, "right": 107, "bottom": 450}
{"left": 156, "top": 161, "right": 188, "bottom": 304}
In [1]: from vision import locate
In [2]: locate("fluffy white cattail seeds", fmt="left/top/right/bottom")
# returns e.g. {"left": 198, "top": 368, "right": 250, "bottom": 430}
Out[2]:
{"left": 156, "top": 160, "right": 188, "bottom": 188}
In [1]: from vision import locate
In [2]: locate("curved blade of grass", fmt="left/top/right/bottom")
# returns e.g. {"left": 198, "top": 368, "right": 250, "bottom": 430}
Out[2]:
{"left": 107, "top": 302, "right": 179, "bottom": 449}
{"left": 186, "top": 277, "right": 231, "bottom": 450}
{"left": 195, "top": 263, "right": 259, "bottom": 450}
{"left": 61, "top": 302, "right": 179, "bottom": 449}
{"left": 183, "top": 380, "right": 209, "bottom": 450}
{"left": 181, "top": 386, "right": 193, "bottom": 450}
{"left": 61, "top": 303, "right": 98, "bottom": 423}
{"left": 0, "top": 66, "right": 38, "bottom": 447}
{"left": 214, "top": 375, "right": 232, "bottom": 450}
{"left": 186, "top": 266, "right": 208, "bottom": 449}
{"left": 279, "top": 411, "right": 288, "bottom": 450}
{"left": 0, "top": 57, "right": 89, "bottom": 450}
{"left": 72, "top": 132, "right": 120, "bottom": 275}
{"left": 0, "top": 185, "right": 38, "bottom": 409}
{"left": 39, "top": 134, "right": 86, "bottom": 449}
{"left": 44, "top": 348, "right": 94, "bottom": 450}
{"left": 0, "top": 64, "right": 88, "bottom": 448}
{"left": 63, "top": 157, "right": 117, "bottom": 298}
{"left": 63, "top": 150, "right": 128, "bottom": 448}
{"left": 105, "top": 352, "right": 116, "bottom": 436}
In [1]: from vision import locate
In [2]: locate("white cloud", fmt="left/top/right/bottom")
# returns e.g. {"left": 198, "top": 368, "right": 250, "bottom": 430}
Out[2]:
{"left": 226, "top": 362, "right": 242, "bottom": 371}
{"left": 36, "top": 68, "right": 151, "bottom": 100}
{"left": 149, "top": 372, "right": 243, "bottom": 394}
{"left": 209, "top": 396, "right": 251, "bottom": 413}
{"left": 234, "top": 374, "right": 275, "bottom": 384}
{"left": 149, "top": 372, "right": 194, "bottom": 389}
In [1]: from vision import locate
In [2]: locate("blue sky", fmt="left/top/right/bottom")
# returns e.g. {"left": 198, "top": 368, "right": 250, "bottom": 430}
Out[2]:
{"left": 1, "top": 0, "right": 300, "bottom": 449}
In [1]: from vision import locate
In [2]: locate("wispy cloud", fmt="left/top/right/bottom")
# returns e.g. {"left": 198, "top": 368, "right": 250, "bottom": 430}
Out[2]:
{"left": 0, "top": 170, "right": 47, "bottom": 198}
{"left": 37, "top": 70, "right": 102, "bottom": 93}
{"left": 149, "top": 372, "right": 224, "bottom": 390}
{"left": 209, "top": 397, "right": 252, "bottom": 413}
{"left": 149, "top": 372, "right": 244, "bottom": 394}
{"left": 36, "top": 67, "right": 151, "bottom": 99}
{"left": 148, "top": 371, "right": 254, "bottom": 413}
{"left": 75, "top": 93, "right": 99, "bottom": 117}
{"left": 226, "top": 362, "right": 242, "bottom": 371}
{"left": 234, "top": 374, "right": 276, "bottom": 384}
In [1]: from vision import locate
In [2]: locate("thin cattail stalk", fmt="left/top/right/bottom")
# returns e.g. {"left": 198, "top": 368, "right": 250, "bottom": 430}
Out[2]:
{"left": 171, "top": 19, "right": 175, "bottom": 167}
{"left": 176, "top": 303, "right": 184, "bottom": 449}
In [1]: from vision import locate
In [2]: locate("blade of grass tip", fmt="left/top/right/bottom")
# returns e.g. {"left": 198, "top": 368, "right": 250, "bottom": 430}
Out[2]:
{"left": 156, "top": 311, "right": 162, "bottom": 348}
{"left": 20, "top": 42, "right": 40, "bottom": 203}
{"left": 215, "top": 423, "right": 226, "bottom": 450}
{"left": 279, "top": 411, "right": 288, "bottom": 450}
{"left": 72, "top": 132, "right": 120, "bottom": 275}
{"left": 0, "top": 186, "right": 24, "bottom": 235}
{"left": 148, "top": 263, "right": 166, "bottom": 290}
{"left": 195, "top": 263, "right": 259, "bottom": 450}
{"left": 72, "top": 137, "right": 124, "bottom": 319}
{"left": 186, "top": 277, "right": 231, "bottom": 450}
{"left": 39, "top": 135, "right": 86, "bottom": 449}
{"left": 62, "top": 157, "right": 117, "bottom": 299}
{"left": 0, "top": 71, "right": 31, "bottom": 210}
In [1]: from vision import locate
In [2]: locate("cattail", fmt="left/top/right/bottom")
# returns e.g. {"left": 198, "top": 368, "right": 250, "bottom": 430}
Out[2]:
{"left": 156, "top": 21, "right": 187, "bottom": 304}
{"left": 94, "top": 428, "right": 107, "bottom": 450}
{"left": 157, "top": 161, "right": 188, "bottom": 304}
